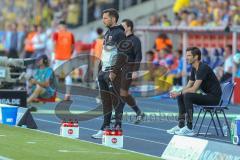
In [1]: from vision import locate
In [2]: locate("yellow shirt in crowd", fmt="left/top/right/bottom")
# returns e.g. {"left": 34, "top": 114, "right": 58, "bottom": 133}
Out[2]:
{"left": 173, "top": 0, "right": 190, "bottom": 13}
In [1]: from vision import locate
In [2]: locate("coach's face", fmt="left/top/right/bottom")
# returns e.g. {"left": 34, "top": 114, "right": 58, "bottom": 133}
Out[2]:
{"left": 186, "top": 51, "right": 195, "bottom": 64}
{"left": 102, "top": 12, "right": 114, "bottom": 27}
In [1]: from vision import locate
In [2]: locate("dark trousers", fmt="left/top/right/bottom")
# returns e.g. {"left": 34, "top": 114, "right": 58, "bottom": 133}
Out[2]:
{"left": 177, "top": 93, "right": 221, "bottom": 129}
{"left": 98, "top": 70, "right": 124, "bottom": 130}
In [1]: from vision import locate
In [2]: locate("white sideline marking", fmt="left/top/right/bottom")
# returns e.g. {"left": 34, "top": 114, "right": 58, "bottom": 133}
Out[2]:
{"left": 95, "top": 117, "right": 230, "bottom": 143}
{"left": 0, "top": 156, "right": 13, "bottom": 160}
{"left": 33, "top": 110, "right": 226, "bottom": 130}
{"left": 26, "top": 142, "right": 36, "bottom": 144}
{"left": 58, "top": 149, "right": 87, "bottom": 153}
{"left": 35, "top": 118, "right": 168, "bottom": 146}
{"left": 35, "top": 118, "right": 231, "bottom": 144}
{"left": 33, "top": 110, "right": 239, "bottom": 119}
{"left": 79, "top": 126, "right": 168, "bottom": 146}
{"left": 0, "top": 135, "right": 6, "bottom": 137}
{"left": 32, "top": 118, "right": 161, "bottom": 159}
{"left": 58, "top": 149, "right": 127, "bottom": 155}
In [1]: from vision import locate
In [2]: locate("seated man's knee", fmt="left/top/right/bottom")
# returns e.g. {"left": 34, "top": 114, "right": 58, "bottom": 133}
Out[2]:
{"left": 183, "top": 93, "right": 193, "bottom": 101}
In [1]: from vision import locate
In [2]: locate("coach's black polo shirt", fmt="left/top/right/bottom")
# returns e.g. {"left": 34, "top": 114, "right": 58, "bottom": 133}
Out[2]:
{"left": 190, "top": 62, "right": 222, "bottom": 97}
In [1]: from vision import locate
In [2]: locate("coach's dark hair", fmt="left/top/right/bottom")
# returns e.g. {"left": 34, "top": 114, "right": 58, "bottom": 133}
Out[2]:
{"left": 186, "top": 47, "right": 201, "bottom": 60}
{"left": 102, "top": 8, "right": 119, "bottom": 22}
{"left": 122, "top": 19, "right": 134, "bottom": 31}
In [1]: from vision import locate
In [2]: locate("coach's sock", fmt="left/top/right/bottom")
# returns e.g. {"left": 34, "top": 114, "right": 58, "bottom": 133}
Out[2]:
{"left": 178, "top": 120, "right": 185, "bottom": 128}
{"left": 187, "top": 122, "right": 193, "bottom": 130}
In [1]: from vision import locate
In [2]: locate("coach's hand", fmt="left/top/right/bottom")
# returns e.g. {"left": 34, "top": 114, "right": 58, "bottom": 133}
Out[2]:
{"left": 109, "top": 72, "right": 116, "bottom": 81}
{"left": 170, "top": 91, "right": 181, "bottom": 99}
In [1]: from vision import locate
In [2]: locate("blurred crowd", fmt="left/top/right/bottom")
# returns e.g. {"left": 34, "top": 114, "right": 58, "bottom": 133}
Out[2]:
{"left": 0, "top": 21, "right": 56, "bottom": 60}
{"left": 0, "top": 0, "right": 81, "bottom": 30}
{"left": 0, "top": 0, "right": 239, "bottom": 91}
{"left": 144, "top": 32, "right": 240, "bottom": 93}
{"left": 145, "top": 0, "right": 240, "bottom": 92}
{"left": 0, "top": 0, "right": 150, "bottom": 31}
{"left": 0, "top": 0, "right": 81, "bottom": 58}
{"left": 149, "top": 0, "right": 240, "bottom": 27}
{"left": 88, "top": 0, "right": 149, "bottom": 21}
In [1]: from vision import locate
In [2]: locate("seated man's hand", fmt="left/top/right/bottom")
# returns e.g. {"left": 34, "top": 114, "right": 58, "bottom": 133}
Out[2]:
{"left": 170, "top": 91, "right": 181, "bottom": 99}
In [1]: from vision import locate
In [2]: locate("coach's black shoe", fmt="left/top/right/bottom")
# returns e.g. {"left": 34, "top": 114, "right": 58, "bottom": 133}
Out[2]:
{"left": 134, "top": 112, "right": 145, "bottom": 124}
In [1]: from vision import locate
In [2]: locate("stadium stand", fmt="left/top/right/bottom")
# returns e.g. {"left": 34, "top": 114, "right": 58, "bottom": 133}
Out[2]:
{"left": 0, "top": 1, "right": 240, "bottom": 159}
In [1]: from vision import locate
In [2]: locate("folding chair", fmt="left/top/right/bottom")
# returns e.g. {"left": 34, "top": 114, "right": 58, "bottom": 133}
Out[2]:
{"left": 213, "top": 82, "right": 236, "bottom": 136}
{"left": 193, "top": 82, "right": 236, "bottom": 136}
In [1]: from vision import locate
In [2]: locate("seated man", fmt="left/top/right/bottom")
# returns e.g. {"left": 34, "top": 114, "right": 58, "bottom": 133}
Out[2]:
{"left": 27, "top": 54, "right": 56, "bottom": 104}
{"left": 167, "top": 47, "right": 222, "bottom": 136}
